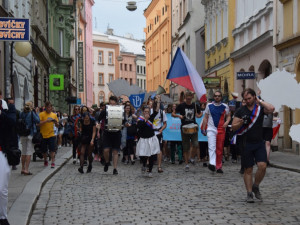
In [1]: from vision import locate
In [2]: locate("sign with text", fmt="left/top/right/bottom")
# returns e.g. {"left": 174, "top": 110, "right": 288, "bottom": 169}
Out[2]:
{"left": 203, "top": 77, "right": 221, "bottom": 88}
{"left": 78, "top": 41, "right": 84, "bottom": 92}
{"left": 0, "top": 18, "right": 30, "bottom": 41}
{"left": 162, "top": 113, "right": 208, "bottom": 142}
{"left": 237, "top": 72, "right": 255, "bottom": 80}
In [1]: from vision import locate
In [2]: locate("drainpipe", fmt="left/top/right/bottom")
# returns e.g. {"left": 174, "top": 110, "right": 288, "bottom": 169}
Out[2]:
{"left": 84, "top": 1, "right": 87, "bottom": 106}
{"left": 74, "top": 0, "right": 79, "bottom": 100}
{"left": 4, "top": 0, "right": 10, "bottom": 98}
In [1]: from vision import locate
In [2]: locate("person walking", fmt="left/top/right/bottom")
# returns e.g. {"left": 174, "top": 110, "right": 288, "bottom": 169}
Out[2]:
{"left": 136, "top": 105, "right": 160, "bottom": 177}
{"left": 19, "top": 102, "right": 40, "bottom": 175}
{"left": 172, "top": 91, "right": 202, "bottom": 172}
{"left": 232, "top": 88, "right": 275, "bottom": 203}
{"left": 38, "top": 101, "right": 59, "bottom": 168}
{"left": 202, "top": 91, "right": 231, "bottom": 174}
{"left": 78, "top": 112, "right": 96, "bottom": 173}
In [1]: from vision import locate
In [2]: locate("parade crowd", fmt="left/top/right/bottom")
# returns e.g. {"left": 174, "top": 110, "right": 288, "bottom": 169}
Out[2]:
{"left": 0, "top": 88, "right": 278, "bottom": 225}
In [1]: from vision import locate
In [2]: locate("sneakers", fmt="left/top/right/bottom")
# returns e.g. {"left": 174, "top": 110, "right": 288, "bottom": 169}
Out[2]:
{"left": 216, "top": 169, "right": 224, "bottom": 174}
{"left": 73, "top": 158, "right": 76, "bottom": 164}
{"left": 83, "top": 160, "right": 88, "bottom": 166}
{"left": 185, "top": 165, "right": 189, "bottom": 172}
{"left": 246, "top": 192, "right": 254, "bottom": 203}
{"left": 78, "top": 167, "right": 84, "bottom": 174}
{"left": 51, "top": 163, "right": 55, "bottom": 168}
{"left": 87, "top": 165, "right": 92, "bottom": 173}
{"left": 44, "top": 161, "right": 48, "bottom": 167}
{"left": 113, "top": 169, "right": 118, "bottom": 175}
{"left": 131, "top": 160, "right": 135, "bottom": 165}
{"left": 124, "top": 160, "right": 128, "bottom": 165}
{"left": 58, "top": 145, "right": 62, "bottom": 149}
{"left": 148, "top": 172, "right": 153, "bottom": 178}
{"left": 203, "top": 162, "right": 208, "bottom": 167}
{"left": 104, "top": 163, "right": 109, "bottom": 172}
{"left": 252, "top": 184, "right": 262, "bottom": 200}
{"left": 208, "top": 164, "right": 216, "bottom": 172}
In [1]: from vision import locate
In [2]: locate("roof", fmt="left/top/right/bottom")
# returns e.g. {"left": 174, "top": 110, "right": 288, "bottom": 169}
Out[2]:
{"left": 93, "top": 31, "right": 145, "bottom": 55}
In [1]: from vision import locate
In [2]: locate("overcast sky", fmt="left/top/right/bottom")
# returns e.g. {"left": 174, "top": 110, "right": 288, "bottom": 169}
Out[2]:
{"left": 92, "top": 0, "right": 151, "bottom": 40}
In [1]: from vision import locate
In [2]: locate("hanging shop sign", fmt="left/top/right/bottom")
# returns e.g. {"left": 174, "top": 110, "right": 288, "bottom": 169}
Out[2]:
{"left": 78, "top": 41, "right": 84, "bottom": 93}
{"left": 203, "top": 77, "right": 221, "bottom": 88}
{"left": 0, "top": 18, "right": 30, "bottom": 41}
{"left": 237, "top": 72, "right": 255, "bottom": 80}
{"left": 49, "top": 74, "right": 64, "bottom": 91}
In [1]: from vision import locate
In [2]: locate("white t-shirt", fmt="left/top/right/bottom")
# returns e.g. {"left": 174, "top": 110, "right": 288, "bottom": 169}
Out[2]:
{"left": 204, "top": 102, "right": 229, "bottom": 131}
{"left": 150, "top": 109, "right": 167, "bottom": 135}
{"left": 0, "top": 99, "right": 8, "bottom": 110}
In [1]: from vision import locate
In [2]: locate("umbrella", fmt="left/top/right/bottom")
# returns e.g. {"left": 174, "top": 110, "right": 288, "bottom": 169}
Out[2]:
{"left": 107, "top": 78, "right": 144, "bottom": 97}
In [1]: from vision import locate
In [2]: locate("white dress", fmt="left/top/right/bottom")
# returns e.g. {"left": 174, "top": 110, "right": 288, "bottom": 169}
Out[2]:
{"left": 136, "top": 135, "right": 160, "bottom": 157}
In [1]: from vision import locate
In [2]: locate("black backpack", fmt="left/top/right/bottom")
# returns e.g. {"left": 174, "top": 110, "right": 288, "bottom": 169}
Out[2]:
{"left": 17, "top": 112, "right": 31, "bottom": 136}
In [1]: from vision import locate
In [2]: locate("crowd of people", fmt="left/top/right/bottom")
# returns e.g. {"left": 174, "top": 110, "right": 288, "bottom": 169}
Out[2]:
{"left": 0, "top": 87, "right": 277, "bottom": 224}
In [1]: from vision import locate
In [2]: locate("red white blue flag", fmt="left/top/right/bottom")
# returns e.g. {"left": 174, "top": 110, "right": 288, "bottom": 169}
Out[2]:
{"left": 167, "top": 47, "right": 207, "bottom": 102}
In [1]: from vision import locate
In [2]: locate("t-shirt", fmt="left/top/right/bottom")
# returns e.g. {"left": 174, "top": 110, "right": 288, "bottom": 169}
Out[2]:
{"left": 150, "top": 109, "right": 167, "bottom": 135}
{"left": 204, "top": 102, "right": 229, "bottom": 131}
{"left": 234, "top": 105, "right": 265, "bottom": 143}
{"left": 81, "top": 119, "right": 95, "bottom": 137}
{"left": 176, "top": 102, "right": 201, "bottom": 126}
{"left": 39, "top": 111, "right": 58, "bottom": 138}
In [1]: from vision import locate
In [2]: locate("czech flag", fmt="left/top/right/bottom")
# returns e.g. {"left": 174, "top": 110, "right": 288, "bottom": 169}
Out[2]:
{"left": 272, "top": 118, "right": 281, "bottom": 139}
{"left": 167, "top": 47, "right": 207, "bottom": 102}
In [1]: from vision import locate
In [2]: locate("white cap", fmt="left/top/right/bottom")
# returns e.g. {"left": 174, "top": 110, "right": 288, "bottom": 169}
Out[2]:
{"left": 231, "top": 92, "right": 238, "bottom": 98}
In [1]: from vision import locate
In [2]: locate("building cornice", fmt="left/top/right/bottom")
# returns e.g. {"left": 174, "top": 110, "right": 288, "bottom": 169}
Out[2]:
{"left": 231, "top": 30, "right": 273, "bottom": 60}
{"left": 205, "top": 58, "right": 230, "bottom": 75}
{"left": 145, "top": 17, "right": 169, "bottom": 44}
{"left": 279, "top": 0, "right": 291, "bottom": 3}
{"left": 274, "top": 35, "right": 300, "bottom": 51}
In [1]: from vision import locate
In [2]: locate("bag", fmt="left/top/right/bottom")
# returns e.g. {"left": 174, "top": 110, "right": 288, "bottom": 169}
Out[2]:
{"left": 32, "top": 132, "right": 43, "bottom": 144}
{"left": 127, "top": 124, "right": 137, "bottom": 136}
{"left": 6, "top": 147, "right": 21, "bottom": 166}
{"left": 17, "top": 113, "right": 30, "bottom": 136}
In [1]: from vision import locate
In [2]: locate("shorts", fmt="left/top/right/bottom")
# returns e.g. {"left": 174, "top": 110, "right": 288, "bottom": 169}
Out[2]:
{"left": 41, "top": 136, "right": 56, "bottom": 153}
{"left": 103, "top": 130, "right": 121, "bottom": 151}
{"left": 242, "top": 141, "right": 267, "bottom": 168}
{"left": 181, "top": 130, "right": 198, "bottom": 152}
{"left": 81, "top": 135, "right": 92, "bottom": 145}
{"left": 20, "top": 136, "right": 34, "bottom": 155}
{"left": 263, "top": 127, "right": 273, "bottom": 142}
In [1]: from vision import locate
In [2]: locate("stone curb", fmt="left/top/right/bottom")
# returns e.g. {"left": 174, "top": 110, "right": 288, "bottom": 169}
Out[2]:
{"left": 269, "top": 163, "right": 300, "bottom": 174}
{"left": 7, "top": 149, "right": 72, "bottom": 225}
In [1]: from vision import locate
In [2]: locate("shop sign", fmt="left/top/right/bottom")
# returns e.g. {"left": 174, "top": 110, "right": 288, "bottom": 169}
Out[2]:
{"left": 0, "top": 18, "right": 30, "bottom": 41}
{"left": 78, "top": 41, "right": 84, "bottom": 92}
{"left": 203, "top": 77, "right": 221, "bottom": 88}
{"left": 237, "top": 72, "right": 255, "bottom": 80}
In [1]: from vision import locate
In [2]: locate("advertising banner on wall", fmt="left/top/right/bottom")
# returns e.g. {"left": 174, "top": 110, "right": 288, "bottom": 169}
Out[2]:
{"left": 78, "top": 41, "right": 84, "bottom": 93}
{"left": 0, "top": 18, "right": 30, "bottom": 41}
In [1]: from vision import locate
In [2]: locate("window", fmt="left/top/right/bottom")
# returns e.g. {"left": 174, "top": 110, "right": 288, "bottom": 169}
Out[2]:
{"left": 144, "top": 80, "right": 146, "bottom": 89}
{"left": 59, "top": 30, "right": 63, "bottom": 57}
{"left": 109, "top": 74, "right": 114, "bottom": 83}
{"left": 98, "top": 73, "right": 104, "bottom": 85}
{"left": 165, "top": 5, "right": 167, "bottom": 12}
{"left": 155, "top": 17, "right": 156, "bottom": 25}
{"left": 144, "top": 66, "right": 146, "bottom": 74}
{"left": 129, "top": 64, "right": 132, "bottom": 71}
{"left": 137, "top": 65, "right": 139, "bottom": 73}
{"left": 120, "top": 63, "right": 123, "bottom": 70}
{"left": 108, "top": 52, "right": 114, "bottom": 65}
{"left": 137, "top": 79, "right": 139, "bottom": 86}
{"left": 162, "top": 7, "right": 164, "bottom": 16}
{"left": 125, "top": 78, "right": 127, "bottom": 81}
{"left": 98, "top": 51, "right": 103, "bottom": 64}
{"left": 125, "top": 64, "right": 127, "bottom": 71}
{"left": 130, "top": 78, "right": 132, "bottom": 85}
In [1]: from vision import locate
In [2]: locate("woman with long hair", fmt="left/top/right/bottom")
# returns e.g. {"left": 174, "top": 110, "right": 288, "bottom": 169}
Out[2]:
{"left": 78, "top": 112, "right": 96, "bottom": 173}
{"left": 70, "top": 105, "right": 81, "bottom": 164}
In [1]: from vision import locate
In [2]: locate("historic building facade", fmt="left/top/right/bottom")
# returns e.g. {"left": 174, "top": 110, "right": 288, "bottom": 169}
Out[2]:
{"left": 144, "top": 0, "right": 171, "bottom": 93}
{"left": 231, "top": 0, "right": 273, "bottom": 99}
{"left": 274, "top": 0, "right": 300, "bottom": 153}
{"left": 136, "top": 54, "right": 146, "bottom": 91}
{"left": 202, "top": 0, "right": 235, "bottom": 101}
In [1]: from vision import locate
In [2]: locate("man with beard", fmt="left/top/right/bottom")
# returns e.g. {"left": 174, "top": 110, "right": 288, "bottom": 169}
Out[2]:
{"left": 232, "top": 88, "right": 274, "bottom": 203}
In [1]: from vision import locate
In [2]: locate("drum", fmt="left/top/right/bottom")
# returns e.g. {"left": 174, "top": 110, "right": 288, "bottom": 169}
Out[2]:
{"left": 182, "top": 123, "right": 198, "bottom": 134}
{"left": 106, "top": 105, "right": 124, "bottom": 132}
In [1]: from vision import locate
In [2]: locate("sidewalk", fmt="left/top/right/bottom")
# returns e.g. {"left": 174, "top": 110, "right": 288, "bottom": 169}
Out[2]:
{"left": 269, "top": 150, "right": 300, "bottom": 173}
{"left": 7, "top": 146, "right": 72, "bottom": 225}
{"left": 5, "top": 148, "right": 300, "bottom": 225}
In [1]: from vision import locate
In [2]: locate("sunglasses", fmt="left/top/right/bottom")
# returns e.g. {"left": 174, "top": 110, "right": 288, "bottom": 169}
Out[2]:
{"left": 214, "top": 95, "right": 221, "bottom": 97}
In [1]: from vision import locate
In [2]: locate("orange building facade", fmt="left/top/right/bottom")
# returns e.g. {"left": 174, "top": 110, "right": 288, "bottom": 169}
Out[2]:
{"left": 144, "top": 0, "right": 172, "bottom": 93}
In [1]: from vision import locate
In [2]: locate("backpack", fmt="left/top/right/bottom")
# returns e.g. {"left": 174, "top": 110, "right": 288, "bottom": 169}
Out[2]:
{"left": 17, "top": 112, "right": 31, "bottom": 136}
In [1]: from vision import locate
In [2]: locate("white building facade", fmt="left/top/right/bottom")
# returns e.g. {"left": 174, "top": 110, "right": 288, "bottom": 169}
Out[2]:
{"left": 136, "top": 54, "right": 146, "bottom": 91}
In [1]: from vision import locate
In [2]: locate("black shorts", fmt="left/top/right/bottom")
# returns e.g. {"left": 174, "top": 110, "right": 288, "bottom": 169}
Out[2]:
{"left": 242, "top": 141, "right": 267, "bottom": 168}
{"left": 263, "top": 127, "right": 273, "bottom": 142}
{"left": 103, "top": 131, "right": 121, "bottom": 151}
{"left": 41, "top": 136, "right": 56, "bottom": 153}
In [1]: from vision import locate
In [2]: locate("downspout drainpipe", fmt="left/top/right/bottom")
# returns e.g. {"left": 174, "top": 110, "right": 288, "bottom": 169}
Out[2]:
{"left": 84, "top": 1, "right": 87, "bottom": 105}
{"left": 4, "top": 0, "right": 10, "bottom": 98}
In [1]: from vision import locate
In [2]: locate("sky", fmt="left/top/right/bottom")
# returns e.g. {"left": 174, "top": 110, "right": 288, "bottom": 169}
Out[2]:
{"left": 92, "top": 0, "right": 151, "bottom": 40}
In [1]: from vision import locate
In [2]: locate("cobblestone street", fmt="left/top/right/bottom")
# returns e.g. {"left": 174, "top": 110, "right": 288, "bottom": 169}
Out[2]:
{"left": 29, "top": 159, "right": 300, "bottom": 225}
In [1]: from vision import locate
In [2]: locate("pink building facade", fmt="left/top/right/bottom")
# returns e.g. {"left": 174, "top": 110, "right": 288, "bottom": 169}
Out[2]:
{"left": 85, "top": 0, "right": 95, "bottom": 106}
{"left": 119, "top": 52, "right": 137, "bottom": 85}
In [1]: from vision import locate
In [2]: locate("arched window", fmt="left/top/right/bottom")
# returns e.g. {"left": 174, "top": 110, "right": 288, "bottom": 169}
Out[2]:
{"left": 98, "top": 91, "right": 105, "bottom": 103}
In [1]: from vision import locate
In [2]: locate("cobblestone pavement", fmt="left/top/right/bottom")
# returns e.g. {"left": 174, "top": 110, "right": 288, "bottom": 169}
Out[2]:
{"left": 29, "top": 158, "right": 300, "bottom": 225}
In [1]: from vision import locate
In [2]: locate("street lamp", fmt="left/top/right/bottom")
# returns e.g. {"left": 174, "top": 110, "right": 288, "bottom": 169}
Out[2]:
{"left": 14, "top": 41, "right": 32, "bottom": 57}
{"left": 126, "top": 1, "right": 137, "bottom": 11}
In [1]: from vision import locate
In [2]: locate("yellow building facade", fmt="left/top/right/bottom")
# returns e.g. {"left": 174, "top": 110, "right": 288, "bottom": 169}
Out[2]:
{"left": 274, "top": 0, "right": 300, "bottom": 152}
{"left": 202, "top": 0, "right": 235, "bottom": 101}
{"left": 144, "top": 0, "right": 171, "bottom": 93}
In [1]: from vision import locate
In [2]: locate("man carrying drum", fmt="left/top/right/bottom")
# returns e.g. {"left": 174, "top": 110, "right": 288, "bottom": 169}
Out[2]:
{"left": 172, "top": 91, "right": 202, "bottom": 172}
{"left": 201, "top": 91, "right": 231, "bottom": 174}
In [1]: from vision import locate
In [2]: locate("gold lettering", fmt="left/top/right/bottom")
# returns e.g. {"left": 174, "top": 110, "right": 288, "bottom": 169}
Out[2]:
{"left": 0, "top": 32, "right": 3, "bottom": 38}
{"left": 11, "top": 32, "right": 15, "bottom": 38}
{"left": 11, "top": 21, "right": 15, "bottom": 29}
{"left": 20, "top": 32, "right": 25, "bottom": 39}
